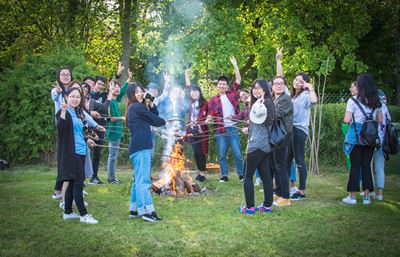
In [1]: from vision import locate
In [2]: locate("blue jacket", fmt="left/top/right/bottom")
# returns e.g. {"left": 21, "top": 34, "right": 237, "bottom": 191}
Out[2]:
{"left": 127, "top": 103, "right": 166, "bottom": 155}
{"left": 343, "top": 122, "right": 364, "bottom": 155}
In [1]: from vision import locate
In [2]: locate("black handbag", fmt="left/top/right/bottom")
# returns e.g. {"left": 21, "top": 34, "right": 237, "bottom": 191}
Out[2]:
{"left": 270, "top": 118, "right": 287, "bottom": 147}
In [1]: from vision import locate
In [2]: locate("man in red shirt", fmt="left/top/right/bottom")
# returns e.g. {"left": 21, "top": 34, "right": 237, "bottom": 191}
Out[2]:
{"left": 206, "top": 57, "right": 244, "bottom": 182}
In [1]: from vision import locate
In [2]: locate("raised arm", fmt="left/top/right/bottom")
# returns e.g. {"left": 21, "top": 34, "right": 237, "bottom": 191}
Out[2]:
{"left": 230, "top": 56, "right": 241, "bottom": 84}
{"left": 185, "top": 67, "right": 192, "bottom": 87}
{"left": 276, "top": 47, "right": 283, "bottom": 77}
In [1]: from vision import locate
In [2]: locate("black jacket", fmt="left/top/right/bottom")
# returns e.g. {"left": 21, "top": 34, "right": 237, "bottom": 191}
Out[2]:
{"left": 56, "top": 109, "right": 85, "bottom": 181}
{"left": 273, "top": 93, "right": 294, "bottom": 134}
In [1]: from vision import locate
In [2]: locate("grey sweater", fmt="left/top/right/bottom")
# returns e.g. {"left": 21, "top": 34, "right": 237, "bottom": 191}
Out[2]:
{"left": 246, "top": 98, "right": 274, "bottom": 154}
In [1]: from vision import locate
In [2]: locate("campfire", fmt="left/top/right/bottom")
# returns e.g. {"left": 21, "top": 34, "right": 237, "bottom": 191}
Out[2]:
{"left": 151, "top": 142, "right": 202, "bottom": 196}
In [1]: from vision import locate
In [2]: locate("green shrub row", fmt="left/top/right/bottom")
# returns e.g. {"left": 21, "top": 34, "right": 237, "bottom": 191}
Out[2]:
{"left": 0, "top": 45, "right": 96, "bottom": 163}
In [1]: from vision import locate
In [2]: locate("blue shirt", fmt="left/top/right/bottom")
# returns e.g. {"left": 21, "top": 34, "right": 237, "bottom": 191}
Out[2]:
{"left": 68, "top": 108, "right": 86, "bottom": 155}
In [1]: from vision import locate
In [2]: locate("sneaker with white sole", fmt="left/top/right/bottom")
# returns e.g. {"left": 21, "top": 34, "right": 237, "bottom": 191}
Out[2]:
{"left": 254, "top": 178, "right": 261, "bottom": 186}
{"left": 52, "top": 193, "right": 63, "bottom": 200}
{"left": 375, "top": 194, "right": 383, "bottom": 201}
{"left": 142, "top": 212, "right": 162, "bottom": 222}
{"left": 273, "top": 197, "right": 291, "bottom": 207}
{"left": 80, "top": 214, "right": 98, "bottom": 224}
{"left": 290, "top": 191, "right": 306, "bottom": 201}
{"left": 59, "top": 201, "right": 65, "bottom": 210}
{"left": 63, "top": 212, "right": 80, "bottom": 220}
{"left": 219, "top": 176, "right": 228, "bottom": 183}
{"left": 257, "top": 204, "right": 273, "bottom": 213}
{"left": 129, "top": 210, "right": 139, "bottom": 219}
{"left": 342, "top": 195, "right": 357, "bottom": 205}
{"left": 363, "top": 197, "right": 371, "bottom": 205}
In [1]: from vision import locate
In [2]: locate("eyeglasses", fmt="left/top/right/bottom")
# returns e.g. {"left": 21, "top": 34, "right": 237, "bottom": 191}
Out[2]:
{"left": 273, "top": 82, "right": 285, "bottom": 86}
{"left": 68, "top": 95, "right": 81, "bottom": 99}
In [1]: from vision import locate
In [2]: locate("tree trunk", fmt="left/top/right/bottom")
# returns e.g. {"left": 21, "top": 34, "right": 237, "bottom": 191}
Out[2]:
{"left": 396, "top": 20, "right": 400, "bottom": 105}
{"left": 120, "top": 0, "right": 132, "bottom": 83}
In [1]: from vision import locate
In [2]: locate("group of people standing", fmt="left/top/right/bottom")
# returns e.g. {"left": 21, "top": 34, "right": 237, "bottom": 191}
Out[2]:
{"left": 50, "top": 48, "right": 393, "bottom": 224}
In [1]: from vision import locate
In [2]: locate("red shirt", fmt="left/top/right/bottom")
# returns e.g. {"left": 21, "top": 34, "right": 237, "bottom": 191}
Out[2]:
{"left": 207, "top": 81, "right": 241, "bottom": 133}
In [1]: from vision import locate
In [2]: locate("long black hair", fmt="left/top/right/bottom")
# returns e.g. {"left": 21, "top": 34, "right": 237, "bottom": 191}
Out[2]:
{"left": 56, "top": 66, "right": 73, "bottom": 96}
{"left": 356, "top": 74, "right": 382, "bottom": 109}
{"left": 190, "top": 85, "right": 206, "bottom": 107}
{"left": 250, "top": 79, "right": 275, "bottom": 126}
{"left": 290, "top": 72, "right": 309, "bottom": 98}
{"left": 125, "top": 82, "right": 146, "bottom": 121}
{"left": 65, "top": 87, "right": 85, "bottom": 120}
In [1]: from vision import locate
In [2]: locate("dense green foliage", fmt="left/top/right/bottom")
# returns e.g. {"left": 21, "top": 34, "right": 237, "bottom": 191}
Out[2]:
{"left": 388, "top": 105, "right": 400, "bottom": 122}
{"left": 0, "top": 165, "right": 399, "bottom": 256}
{"left": 0, "top": 46, "right": 96, "bottom": 163}
{"left": 0, "top": 0, "right": 398, "bottom": 163}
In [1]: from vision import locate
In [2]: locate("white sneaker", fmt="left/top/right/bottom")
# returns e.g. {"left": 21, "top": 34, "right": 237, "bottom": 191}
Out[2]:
{"left": 290, "top": 187, "right": 298, "bottom": 197}
{"left": 375, "top": 194, "right": 383, "bottom": 201}
{"left": 363, "top": 197, "right": 371, "bottom": 205}
{"left": 80, "top": 214, "right": 98, "bottom": 224}
{"left": 342, "top": 195, "right": 357, "bottom": 205}
{"left": 63, "top": 212, "right": 80, "bottom": 220}
{"left": 59, "top": 201, "right": 65, "bottom": 210}
{"left": 52, "top": 193, "right": 63, "bottom": 200}
{"left": 254, "top": 178, "right": 261, "bottom": 186}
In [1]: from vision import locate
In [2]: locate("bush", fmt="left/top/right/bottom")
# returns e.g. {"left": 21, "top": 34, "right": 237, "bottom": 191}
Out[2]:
{"left": 0, "top": 45, "right": 96, "bottom": 164}
{"left": 309, "top": 103, "right": 347, "bottom": 167}
{"left": 387, "top": 105, "right": 400, "bottom": 122}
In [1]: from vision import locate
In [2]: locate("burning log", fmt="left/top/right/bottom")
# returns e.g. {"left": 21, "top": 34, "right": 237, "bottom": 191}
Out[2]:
{"left": 151, "top": 142, "right": 203, "bottom": 196}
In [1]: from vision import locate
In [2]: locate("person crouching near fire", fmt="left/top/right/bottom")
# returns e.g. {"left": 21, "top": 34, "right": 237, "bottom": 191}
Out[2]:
{"left": 126, "top": 82, "right": 166, "bottom": 222}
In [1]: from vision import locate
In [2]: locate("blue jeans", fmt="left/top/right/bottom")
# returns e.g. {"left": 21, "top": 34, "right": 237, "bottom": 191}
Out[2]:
{"left": 373, "top": 147, "right": 385, "bottom": 189}
{"left": 215, "top": 126, "right": 244, "bottom": 177}
{"left": 130, "top": 149, "right": 155, "bottom": 215}
{"left": 107, "top": 141, "right": 120, "bottom": 180}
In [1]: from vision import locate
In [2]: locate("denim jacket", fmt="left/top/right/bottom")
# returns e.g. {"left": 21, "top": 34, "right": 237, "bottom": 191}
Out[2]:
{"left": 343, "top": 122, "right": 362, "bottom": 155}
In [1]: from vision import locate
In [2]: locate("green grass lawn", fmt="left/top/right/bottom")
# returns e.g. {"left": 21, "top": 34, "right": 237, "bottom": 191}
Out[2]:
{"left": 0, "top": 162, "right": 399, "bottom": 257}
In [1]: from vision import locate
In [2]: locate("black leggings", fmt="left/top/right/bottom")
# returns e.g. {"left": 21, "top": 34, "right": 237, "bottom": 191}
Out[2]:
{"left": 191, "top": 138, "right": 206, "bottom": 171}
{"left": 92, "top": 131, "right": 104, "bottom": 178}
{"left": 286, "top": 128, "right": 308, "bottom": 190}
{"left": 347, "top": 145, "right": 375, "bottom": 192}
{"left": 65, "top": 155, "right": 87, "bottom": 216}
{"left": 272, "top": 135, "right": 290, "bottom": 199}
{"left": 243, "top": 149, "right": 273, "bottom": 208}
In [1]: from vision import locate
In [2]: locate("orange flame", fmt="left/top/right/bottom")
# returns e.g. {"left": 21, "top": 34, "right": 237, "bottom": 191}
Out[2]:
{"left": 159, "top": 142, "right": 193, "bottom": 195}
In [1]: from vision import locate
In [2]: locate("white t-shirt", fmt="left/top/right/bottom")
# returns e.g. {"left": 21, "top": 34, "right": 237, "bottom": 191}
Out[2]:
{"left": 220, "top": 94, "right": 235, "bottom": 127}
{"left": 346, "top": 98, "right": 381, "bottom": 123}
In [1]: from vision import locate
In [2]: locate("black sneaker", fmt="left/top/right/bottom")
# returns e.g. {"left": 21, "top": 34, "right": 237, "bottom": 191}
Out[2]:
{"left": 239, "top": 175, "right": 244, "bottom": 182}
{"left": 108, "top": 178, "right": 122, "bottom": 184}
{"left": 219, "top": 176, "right": 228, "bottom": 183}
{"left": 195, "top": 174, "right": 206, "bottom": 182}
{"left": 142, "top": 212, "right": 162, "bottom": 222}
{"left": 290, "top": 191, "right": 306, "bottom": 201}
{"left": 129, "top": 210, "right": 139, "bottom": 219}
{"left": 89, "top": 177, "right": 103, "bottom": 185}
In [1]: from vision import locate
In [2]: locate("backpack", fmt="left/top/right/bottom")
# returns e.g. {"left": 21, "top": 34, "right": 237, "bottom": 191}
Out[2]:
{"left": 351, "top": 97, "right": 379, "bottom": 146}
{"left": 383, "top": 115, "right": 399, "bottom": 160}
